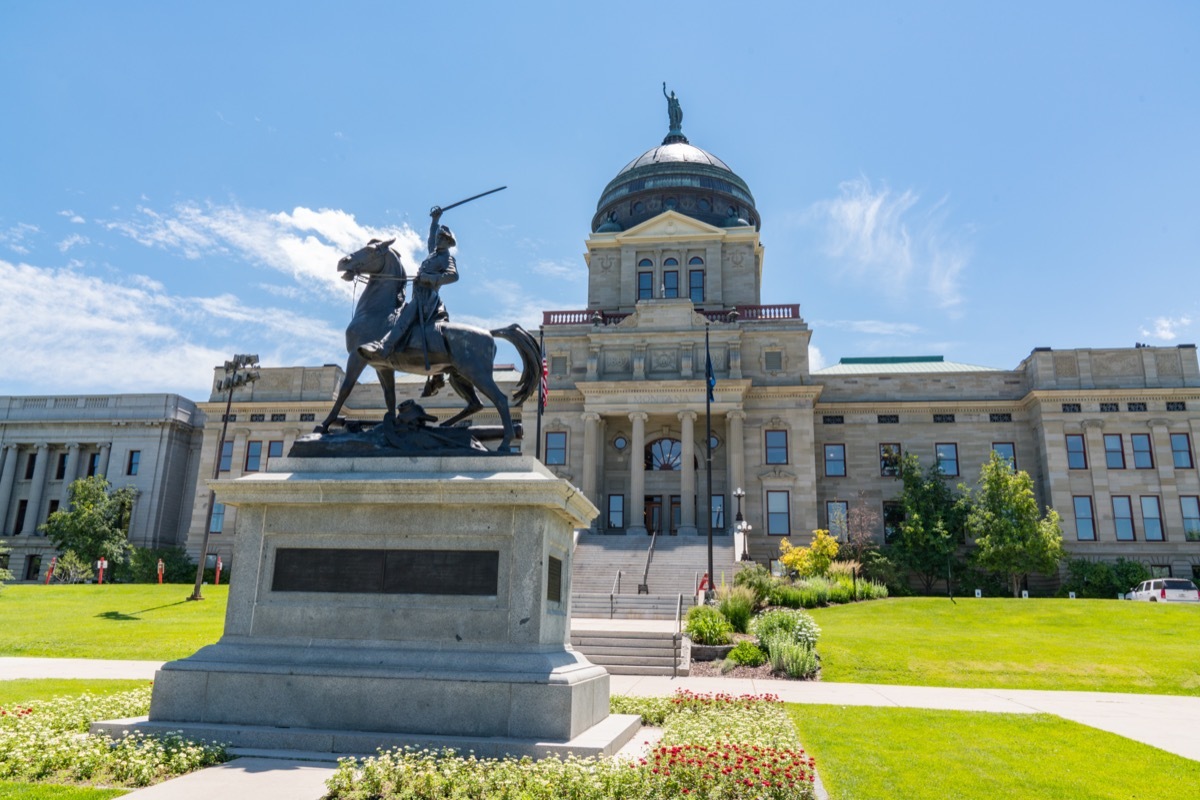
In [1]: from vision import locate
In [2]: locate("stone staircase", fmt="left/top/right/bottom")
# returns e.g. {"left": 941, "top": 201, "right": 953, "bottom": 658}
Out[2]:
{"left": 569, "top": 628, "right": 690, "bottom": 677}
{"left": 571, "top": 533, "right": 738, "bottom": 599}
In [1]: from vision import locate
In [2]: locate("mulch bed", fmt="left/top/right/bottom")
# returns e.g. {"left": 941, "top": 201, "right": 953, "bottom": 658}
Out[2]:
{"left": 686, "top": 633, "right": 820, "bottom": 681}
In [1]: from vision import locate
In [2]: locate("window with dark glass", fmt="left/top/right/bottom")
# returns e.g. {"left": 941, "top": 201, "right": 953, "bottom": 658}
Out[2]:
{"left": 607, "top": 495, "right": 625, "bottom": 529}
{"left": 250, "top": 414, "right": 265, "bottom": 423}
{"left": 1066, "top": 434, "right": 1087, "bottom": 469}
{"left": 877, "top": 414, "right": 900, "bottom": 424}
{"left": 880, "top": 444, "right": 902, "bottom": 477}
{"left": 989, "top": 412, "right": 1013, "bottom": 423}
{"left": 1112, "top": 496, "right": 1135, "bottom": 541}
{"left": 711, "top": 495, "right": 725, "bottom": 529}
{"left": 883, "top": 501, "right": 904, "bottom": 543}
{"left": 48, "top": 501, "right": 59, "bottom": 520}
{"left": 637, "top": 271, "right": 653, "bottom": 300}
{"left": 1099, "top": 402, "right": 1118, "bottom": 413}
{"left": 1131, "top": 434, "right": 1154, "bottom": 469}
{"left": 23, "top": 555, "right": 41, "bottom": 582}
{"left": 1171, "top": 433, "right": 1194, "bottom": 469}
{"left": 299, "top": 413, "right": 315, "bottom": 422}
{"left": 1181, "top": 496, "right": 1200, "bottom": 542}
{"left": 766, "top": 491, "right": 790, "bottom": 535}
{"left": 218, "top": 441, "right": 233, "bottom": 472}
{"left": 1141, "top": 496, "right": 1164, "bottom": 541}
{"left": 13, "top": 500, "right": 28, "bottom": 534}
{"left": 87, "top": 453, "right": 100, "bottom": 477}
{"left": 271, "top": 413, "right": 287, "bottom": 422}
{"left": 1104, "top": 434, "right": 1125, "bottom": 469}
{"left": 1127, "top": 402, "right": 1147, "bottom": 412}
{"left": 55, "top": 453, "right": 68, "bottom": 480}
{"left": 936, "top": 443, "right": 959, "bottom": 476}
{"left": 824, "top": 444, "right": 846, "bottom": 477}
{"left": 1167, "top": 401, "right": 1187, "bottom": 412}
{"left": 764, "top": 350, "right": 783, "bottom": 372}
{"left": 662, "top": 270, "right": 679, "bottom": 298}
{"left": 1073, "top": 496, "right": 1095, "bottom": 541}
{"left": 765, "top": 430, "right": 788, "bottom": 464}
{"left": 244, "top": 441, "right": 263, "bottom": 472}
{"left": 827, "top": 501, "right": 849, "bottom": 538}
{"left": 1062, "top": 403, "right": 1081, "bottom": 413}
{"left": 545, "top": 432, "right": 567, "bottom": 465}
{"left": 210, "top": 502, "right": 225, "bottom": 534}
{"left": 24, "top": 454, "right": 36, "bottom": 480}
{"left": 127, "top": 450, "right": 140, "bottom": 476}
{"left": 689, "top": 269, "right": 704, "bottom": 303}
{"left": 267, "top": 441, "right": 284, "bottom": 467}
{"left": 992, "top": 442, "right": 1016, "bottom": 470}
{"left": 646, "top": 438, "right": 683, "bottom": 471}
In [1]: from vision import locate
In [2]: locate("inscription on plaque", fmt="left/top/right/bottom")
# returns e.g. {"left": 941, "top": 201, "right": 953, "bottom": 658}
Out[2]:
{"left": 547, "top": 556, "right": 563, "bottom": 603}
{"left": 272, "top": 548, "right": 499, "bottom": 596}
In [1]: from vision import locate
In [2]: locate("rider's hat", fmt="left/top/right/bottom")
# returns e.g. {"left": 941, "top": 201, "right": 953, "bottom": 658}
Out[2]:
{"left": 436, "top": 225, "right": 456, "bottom": 247}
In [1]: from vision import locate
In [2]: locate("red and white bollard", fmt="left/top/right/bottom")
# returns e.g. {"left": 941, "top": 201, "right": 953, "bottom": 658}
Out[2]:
{"left": 44, "top": 555, "right": 57, "bottom": 585}
{"left": 214, "top": 556, "right": 223, "bottom": 586}
{"left": 157, "top": 558, "right": 164, "bottom": 585}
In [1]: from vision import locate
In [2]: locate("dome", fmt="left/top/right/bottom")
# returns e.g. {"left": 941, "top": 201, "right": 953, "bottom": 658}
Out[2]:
{"left": 592, "top": 96, "right": 759, "bottom": 233}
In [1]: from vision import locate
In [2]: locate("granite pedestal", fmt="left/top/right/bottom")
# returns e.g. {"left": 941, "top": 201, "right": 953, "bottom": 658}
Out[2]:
{"left": 94, "top": 455, "right": 638, "bottom": 758}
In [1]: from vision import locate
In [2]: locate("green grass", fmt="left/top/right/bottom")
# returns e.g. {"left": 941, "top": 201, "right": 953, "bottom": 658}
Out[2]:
{"left": 0, "top": 585, "right": 226, "bottom": 660}
{"left": 0, "top": 680, "right": 151, "bottom": 707}
{"left": 808, "top": 597, "right": 1200, "bottom": 694}
{"left": 0, "top": 783, "right": 127, "bottom": 799}
{"left": 791, "top": 704, "right": 1200, "bottom": 800}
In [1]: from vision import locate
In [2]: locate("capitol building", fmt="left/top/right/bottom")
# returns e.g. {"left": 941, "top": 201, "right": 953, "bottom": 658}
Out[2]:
{"left": 2, "top": 104, "right": 1198, "bottom": 587}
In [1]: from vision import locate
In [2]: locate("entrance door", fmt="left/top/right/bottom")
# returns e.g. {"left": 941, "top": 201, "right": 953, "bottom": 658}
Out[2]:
{"left": 644, "top": 495, "right": 663, "bottom": 535}
{"left": 670, "top": 495, "right": 681, "bottom": 535}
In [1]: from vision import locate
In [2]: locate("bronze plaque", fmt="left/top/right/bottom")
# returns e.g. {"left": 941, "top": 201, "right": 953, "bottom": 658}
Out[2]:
{"left": 547, "top": 556, "right": 562, "bottom": 602}
{"left": 272, "top": 548, "right": 498, "bottom": 596}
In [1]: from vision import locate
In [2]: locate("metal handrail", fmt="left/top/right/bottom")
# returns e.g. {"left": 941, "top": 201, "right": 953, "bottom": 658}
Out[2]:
{"left": 609, "top": 570, "right": 621, "bottom": 619}
{"left": 611, "top": 570, "right": 621, "bottom": 595}
{"left": 639, "top": 528, "right": 659, "bottom": 593}
{"left": 673, "top": 593, "right": 684, "bottom": 678}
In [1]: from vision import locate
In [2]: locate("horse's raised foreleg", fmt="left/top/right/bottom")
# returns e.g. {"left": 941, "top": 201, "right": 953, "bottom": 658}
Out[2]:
{"left": 377, "top": 367, "right": 397, "bottom": 425}
{"left": 316, "top": 351, "right": 370, "bottom": 433}
{"left": 436, "top": 372, "right": 484, "bottom": 428}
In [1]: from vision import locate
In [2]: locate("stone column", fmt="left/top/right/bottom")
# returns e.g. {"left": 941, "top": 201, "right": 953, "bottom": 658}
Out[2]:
{"left": 0, "top": 445, "right": 18, "bottom": 534}
{"left": 60, "top": 443, "right": 81, "bottom": 505}
{"left": 678, "top": 410, "right": 698, "bottom": 535}
{"left": 97, "top": 443, "right": 112, "bottom": 478}
{"left": 581, "top": 413, "right": 600, "bottom": 527}
{"left": 627, "top": 412, "right": 648, "bottom": 536}
{"left": 21, "top": 443, "right": 50, "bottom": 536}
{"left": 727, "top": 410, "right": 746, "bottom": 498}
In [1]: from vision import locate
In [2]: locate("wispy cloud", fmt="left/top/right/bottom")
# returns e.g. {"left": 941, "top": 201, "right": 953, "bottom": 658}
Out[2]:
{"left": 808, "top": 177, "right": 970, "bottom": 310}
{"left": 531, "top": 259, "right": 581, "bottom": 280}
{"left": 58, "top": 210, "right": 86, "bottom": 224}
{"left": 0, "top": 223, "right": 39, "bottom": 255}
{"left": 816, "top": 319, "right": 923, "bottom": 336}
{"left": 1140, "top": 315, "right": 1193, "bottom": 342}
{"left": 57, "top": 233, "right": 89, "bottom": 252}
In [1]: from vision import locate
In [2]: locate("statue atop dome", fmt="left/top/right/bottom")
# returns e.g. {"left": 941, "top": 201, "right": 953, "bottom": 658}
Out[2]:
{"left": 662, "top": 82, "right": 687, "bottom": 144}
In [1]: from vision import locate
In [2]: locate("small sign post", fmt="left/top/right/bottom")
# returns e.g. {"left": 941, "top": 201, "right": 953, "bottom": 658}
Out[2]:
{"left": 97, "top": 558, "right": 108, "bottom": 585}
{"left": 974, "top": 589, "right": 982, "bottom": 598}
{"left": 44, "top": 556, "right": 57, "bottom": 585}
{"left": 1021, "top": 590, "right": 1029, "bottom": 599}
{"left": 215, "top": 556, "right": 223, "bottom": 586}
{"left": 157, "top": 559, "right": 165, "bottom": 585}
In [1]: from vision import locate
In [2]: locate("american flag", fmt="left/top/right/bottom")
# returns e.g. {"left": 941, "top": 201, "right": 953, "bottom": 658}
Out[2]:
{"left": 540, "top": 355, "right": 549, "bottom": 409}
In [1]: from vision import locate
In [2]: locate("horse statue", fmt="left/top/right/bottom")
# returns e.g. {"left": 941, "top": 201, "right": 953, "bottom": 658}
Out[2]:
{"left": 315, "top": 238, "right": 539, "bottom": 453}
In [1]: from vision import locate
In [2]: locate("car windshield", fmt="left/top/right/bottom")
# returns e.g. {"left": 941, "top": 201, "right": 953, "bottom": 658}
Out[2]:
{"left": 1163, "top": 579, "right": 1196, "bottom": 590}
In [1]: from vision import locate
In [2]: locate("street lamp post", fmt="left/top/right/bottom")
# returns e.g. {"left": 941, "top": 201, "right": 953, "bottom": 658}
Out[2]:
{"left": 189, "top": 354, "right": 260, "bottom": 602}
{"left": 733, "top": 487, "right": 752, "bottom": 561}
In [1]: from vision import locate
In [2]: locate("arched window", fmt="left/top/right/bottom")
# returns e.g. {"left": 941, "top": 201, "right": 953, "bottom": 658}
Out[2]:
{"left": 645, "top": 438, "right": 683, "bottom": 471}
{"left": 664, "top": 258, "right": 679, "bottom": 266}
{"left": 689, "top": 257, "right": 704, "bottom": 266}
{"left": 663, "top": 257, "right": 679, "bottom": 298}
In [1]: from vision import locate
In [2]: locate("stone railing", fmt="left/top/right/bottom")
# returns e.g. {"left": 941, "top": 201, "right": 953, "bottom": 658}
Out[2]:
{"left": 543, "top": 304, "right": 801, "bottom": 326}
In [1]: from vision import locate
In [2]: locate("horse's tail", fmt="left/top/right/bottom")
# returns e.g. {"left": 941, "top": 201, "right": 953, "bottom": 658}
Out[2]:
{"left": 492, "top": 324, "right": 540, "bottom": 407}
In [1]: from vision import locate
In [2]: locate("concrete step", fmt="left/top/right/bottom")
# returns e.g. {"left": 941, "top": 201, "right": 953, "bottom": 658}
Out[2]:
{"left": 569, "top": 627, "right": 688, "bottom": 676}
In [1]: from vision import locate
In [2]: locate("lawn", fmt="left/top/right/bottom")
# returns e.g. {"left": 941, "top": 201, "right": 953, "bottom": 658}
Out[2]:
{"left": 0, "top": 681, "right": 151, "bottom": 707}
{"left": 808, "top": 596, "right": 1200, "bottom": 694}
{"left": 0, "top": 585, "right": 227, "bottom": 660}
{"left": 791, "top": 703, "right": 1200, "bottom": 800}
{"left": 0, "top": 782, "right": 126, "bottom": 799}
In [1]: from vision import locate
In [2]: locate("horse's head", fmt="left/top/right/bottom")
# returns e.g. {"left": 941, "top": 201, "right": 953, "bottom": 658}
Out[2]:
{"left": 337, "top": 238, "right": 399, "bottom": 282}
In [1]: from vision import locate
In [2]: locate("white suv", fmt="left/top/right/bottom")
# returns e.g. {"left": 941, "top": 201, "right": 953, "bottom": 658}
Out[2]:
{"left": 1128, "top": 578, "right": 1200, "bottom": 603}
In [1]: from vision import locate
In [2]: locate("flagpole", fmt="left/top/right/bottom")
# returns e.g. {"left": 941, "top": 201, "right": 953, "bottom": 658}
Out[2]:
{"left": 705, "top": 323, "right": 714, "bottom": 601}
{"left": 536, "top": 326, "right": 545, "bottom": 461}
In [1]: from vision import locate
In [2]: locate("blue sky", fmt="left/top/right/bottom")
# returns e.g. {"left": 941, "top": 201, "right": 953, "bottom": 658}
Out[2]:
{"left": 2, "top": 1, "right": 1197, "bottom": 398}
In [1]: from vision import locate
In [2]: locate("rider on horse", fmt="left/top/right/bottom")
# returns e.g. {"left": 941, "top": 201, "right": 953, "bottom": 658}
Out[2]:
{"left": 358, "top": 207, "right": 457, "bottom": 362}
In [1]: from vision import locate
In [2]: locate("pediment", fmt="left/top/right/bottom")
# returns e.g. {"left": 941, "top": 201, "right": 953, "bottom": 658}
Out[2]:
{"left": 615, "top": 210, "right": 726, "bottom": 241}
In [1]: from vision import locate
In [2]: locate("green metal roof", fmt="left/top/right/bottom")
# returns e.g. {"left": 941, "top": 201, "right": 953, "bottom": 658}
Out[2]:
{"left": 815, "top": 356, "right": 1000, "bottom": 375}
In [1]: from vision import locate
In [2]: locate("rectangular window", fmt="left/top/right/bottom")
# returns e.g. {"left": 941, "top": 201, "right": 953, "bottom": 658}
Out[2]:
{"left": 1099, "top": 402, "right": 1118, "bottom": 413}
{"left": 992, "top": 442, "right": 1016, "bottom": 470}
{"left": 13, "top": 500, "right": 28, "bottom": 534}
{"left": 662, "top": 270, "right": 679, "bottom": 298}
{"left": 822, "top": 415, "right": 844, "bottom": 425}
{"left": 1062, "top": 403, "right": 1081, "bottom": 413}
{"left": 244, "top": 441, "right": 263, "bottom": 472}
{"left": 1104, "top": 434, "right": 1125, "bottom": 469}
{"left": 880, "top": 443, "right": 902, "bottom": 477}
{"left": 824, "top": 444, "right": 846, "bottom": 477}
{"left": 989, "top": 412, "right": 1013, "bottom": 423}
{"left": 1171, "top": 433, "right": 1194, "bottom": 469}
{"left": 1065, "top": 434, "right": 1087, "bottom": 469}
{"left": 637, "top": 271, "right": 653, "bottom": 300}
{"left": 271, "top": 413, "right": 287, "bottom": 422}
{"left": 55, "top": 453, "right": 68, "bottom": 480}
{"left": 266, "top": 441, "right": 284, "bottom": 468}
{"left": 607, "top": 495, "right": 625, "bottom": 529}
{"left": 1149, "top": 565, "right": 1171, "bottom": 578}
{"left": 210, "top": 502, "right": 225, "bottom": 534}
{"left": 250, "top": 413, "right": 265, "bottom": 423}
{"left": 1112, "top": 496, "right": 1135, "bottom": 541}
{"left": 299, "top": 413, "right": 315, "bottom": 422}
{"left": 48, "top": 499, "right": 59, "bottom": 517}
{"left": 826, "top": 500, "right": 849, "bottom": 539}
{"left": 1167, "top": 401, "right": 1187, "bottom": 412}
{"left": 218, "top": 441, "right": 233, "bottom": 472}
{"left": 1127, "top": 402, "right": 1147, "bottom": 412}
{"left": 883, "top": 501, "right": 904, "bottom": 543}
{"left": 764, "top": 350, "right": 783, "bottom": 371}
{"left": 689, "top": 270, "right": 705, "bottom": 304}
{"left": 1141, "top": 496, "right": 1164, "bottom": 541}
{"left": 24, "top": 454, "right": 36, "bottom": 480}
{"left": 933, "top": 414, "right": 956, "bottom": 424}
{"left": 23, "top": 555, "right": 42, "bottom": 582}
{"left": 877, "top": 414, "right": 899, "bottom": 424}
{"left": 1131, "top": 434, "right": 1154, "bottom": 469}
{"left": 126, "top": 450, "right": 140, "bottom": 476}
{"left": 545, "top": 431, "right": 567, "bottom": 465}
{"left": 1073, "top": 496, "right": 1095, "bottom": 541}
{"left": 1181, "top": 496, "right": 1200, "bottom": 542}
{"left": 766, "top": 491, "right": 790, "bottom": 535}
{"left": 87, "top": 453, "right": 100, "bottom": 477}
{"left": 711, "top": 495, "right": 725, "bottom": 529}
{"left": 765, "top": 430, "right": 788, "bottom": 464}
{"left": 935, "top": 443, "right": 959, "bottom": 477}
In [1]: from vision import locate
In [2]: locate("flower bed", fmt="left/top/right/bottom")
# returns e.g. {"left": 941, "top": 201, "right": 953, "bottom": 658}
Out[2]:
{"left": 326, "top": 690, "right": 817, "bottom": 800}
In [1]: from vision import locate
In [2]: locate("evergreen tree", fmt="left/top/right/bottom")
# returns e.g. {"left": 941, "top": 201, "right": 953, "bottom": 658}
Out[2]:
{"left": 889, "top": 453, "right": 963, "bottom": 593}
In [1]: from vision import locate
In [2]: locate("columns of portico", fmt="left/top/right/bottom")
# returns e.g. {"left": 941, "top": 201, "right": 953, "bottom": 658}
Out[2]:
{"left": 21, "top": 444, "right": 50, "bottom": 536}
{"left": 60, "top": 444, "right": 81, "bottom": 505}
{"left": 581, "top": 412, "right": 600, "bottom": 509}
{"left": 726, "top": 410, "right": 746, "bottom": 499}
{"left": 627, "top": 412, "right": 648, "bottom": 536}
{"left": 97, "top": 443, "right": 111, "bottom": 479}
{"left": 678, "top": 410, "right": 698, "bottom": 535}
{"left": 0, "top": 445, "right": 18, "bottom": 534}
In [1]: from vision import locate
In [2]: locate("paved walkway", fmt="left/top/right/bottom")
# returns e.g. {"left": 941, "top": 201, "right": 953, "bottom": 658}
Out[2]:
{"left": 4, "top": 656, "right": 1199, "bottom": 798}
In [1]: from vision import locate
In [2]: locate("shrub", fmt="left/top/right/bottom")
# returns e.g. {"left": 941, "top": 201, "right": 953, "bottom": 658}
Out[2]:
{"left": 1059, "top": 557, "right": 1151, "bottom": 599}
{"left": 685, "top": 604, "right": 733, "bottom": 645}
{"left": 51, "top": 551, "right": 94, "bottom": 584}
{"left": 863, "top": 548, "right": 910, "bottom": 594}
{"left": 118, "top": 546, "right": 197, "bottom": 583}
{"left": 767, "top": 582, "right": 804, "bottom": 608}
{"left": 779, "top": 529, "right": 840, "bottom": 577}
{"left": 732, "top": 562, "right": 773, "bottom": 606}
{"left": 752, "top": 608, "right": 821, "bottom": 652}
{"left": 763, "top": 634, "right": 820, "bottom": 678}
{"left": 725, "top": 640, "right": 767, "bottom": 667}
{"left": 715, "top": 584, "right": 756, "bottom": 632}
{"left": 827, "top": 560, "right": 860, "bottom": 580}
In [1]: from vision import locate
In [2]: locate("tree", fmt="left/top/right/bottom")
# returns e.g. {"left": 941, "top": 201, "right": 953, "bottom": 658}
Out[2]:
{"left": 844, "top": 491, "right": 882, "bottom": 564}
{"left": 51, "top": 551, "right": 94, "bottom": 584}
{"left": 889, "top": 453, "right": 963, "bottom": 593}
{"left": 779, "top": 529, "right": 840, "bottom": 577}
{"left": 962, "top": 451, "right": 1065, "bottom": 597}
{"left": 0, "top": 539, "right": 12, "bottom": 590}
{"left": 39, "top": 476, "right": 136, "bottom": 568}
